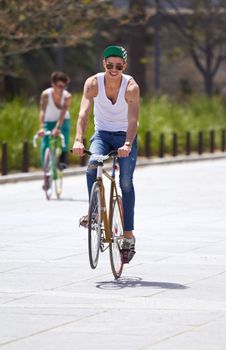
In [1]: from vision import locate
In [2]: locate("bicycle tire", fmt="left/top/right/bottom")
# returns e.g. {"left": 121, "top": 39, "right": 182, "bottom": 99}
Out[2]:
{"left": 109, "top": 195, "right": 124, "bottom": 279}
{"left": 88, "top": 182, "right": 102, "bottom": 269}
{"left": 54, "top": 171, "right": 63, "bottom": 199}
{"left": 43, "top": 148, "right": 53, "bottom": 200}
{"left": 54, "top": 149, "right": 63, "bottom": 199}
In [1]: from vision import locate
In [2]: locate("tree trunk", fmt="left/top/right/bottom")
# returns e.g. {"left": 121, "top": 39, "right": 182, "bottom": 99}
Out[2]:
{"left": 204, "top": 72, "right": 213, "bottom": 96}
{"left": 190, "top": 47, "right": 214, "bottom": 96}
{"left": 128, "top": 0, "right": 146, "bottom": 96}
{"left": 154, "top": 0, "right": 161, "bottom": 93}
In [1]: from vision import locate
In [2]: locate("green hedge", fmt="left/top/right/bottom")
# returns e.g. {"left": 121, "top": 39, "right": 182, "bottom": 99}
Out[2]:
{"left": 0, "top": 94, "right": 226, "bottom": 171}
{"left": 139, "top": 95, "right": 226, "bottom": 155}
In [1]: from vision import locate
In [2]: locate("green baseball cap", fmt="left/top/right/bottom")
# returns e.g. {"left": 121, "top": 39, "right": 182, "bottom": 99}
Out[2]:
{"left": 103, "top": 45, "right": 127, "bottom": 62}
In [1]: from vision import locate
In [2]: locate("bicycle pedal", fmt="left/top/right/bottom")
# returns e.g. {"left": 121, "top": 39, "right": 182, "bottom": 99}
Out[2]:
{"left": 100, "top": 242, "right": 105, "bottom": 252}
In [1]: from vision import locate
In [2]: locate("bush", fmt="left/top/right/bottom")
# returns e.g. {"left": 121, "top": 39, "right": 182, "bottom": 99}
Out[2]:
{"left": 0, "top": 94, "right": 226, "bottom": 171}
{"left": 138, "top": 95, "right": 226, "bottom": 155}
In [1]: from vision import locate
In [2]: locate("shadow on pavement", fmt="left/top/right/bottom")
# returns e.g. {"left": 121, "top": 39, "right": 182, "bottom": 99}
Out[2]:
{"left": 51, "top": 197, "right": 88, "bottom": 202}
{"left": 96, "top": 277, "right": 188, "bottom": 290}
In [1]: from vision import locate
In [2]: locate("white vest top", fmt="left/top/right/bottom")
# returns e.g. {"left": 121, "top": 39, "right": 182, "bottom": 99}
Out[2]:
{"left": 44, "top": 88, "right": 70, "bottom": 122}
{"left": 93, "top": 72, "right": 132, "bottom": 132}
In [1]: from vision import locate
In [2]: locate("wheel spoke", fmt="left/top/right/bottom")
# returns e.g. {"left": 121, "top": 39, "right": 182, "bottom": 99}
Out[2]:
{"left": 109, "top": 196, "right": 124, "bottom": 279}
{"left": 44, "top": 149, "right": 53, "bottom": 200}
{"left": 88, "top": 182, "right": 101, "bottom": 269}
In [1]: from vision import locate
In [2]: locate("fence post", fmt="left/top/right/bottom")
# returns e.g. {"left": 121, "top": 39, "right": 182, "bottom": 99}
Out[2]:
{"left": 198, "top": 131, "right": 203, "bottom": 155}
{"left": 22, "top": 141, "right": 29, "bottom": 172}
{"left": 221, "top": 129, "right": 225, "bottom": 152}
{"left": 1, "top": 142, "right": 8, "bottom": 175}
{"left": 172, "top": 132, "right": 177, "bottom": 156}
{"left": 186, "top": 131, "right": 191, "bottom": 155}
{"left": 209, "top": 129, "right": 215, "bottom": 153}
{"left": 159, "top": 133, "right": 165, "bottom": 158}
{"left": 80, "top": 138, "right": 87, "bottom": 166}
{"left": 145, "top": 131, "right": 151, "bottom": 158}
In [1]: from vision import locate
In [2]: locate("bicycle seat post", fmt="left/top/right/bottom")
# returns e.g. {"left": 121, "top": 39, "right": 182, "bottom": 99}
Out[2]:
{"left": 96, "top": 160, "right": 104, "bottom": 180}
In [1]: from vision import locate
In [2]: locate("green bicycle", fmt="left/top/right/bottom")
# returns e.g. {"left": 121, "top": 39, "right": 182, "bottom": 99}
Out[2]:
{"left": 33, "top": 131, "right": 65, "bottom": 200}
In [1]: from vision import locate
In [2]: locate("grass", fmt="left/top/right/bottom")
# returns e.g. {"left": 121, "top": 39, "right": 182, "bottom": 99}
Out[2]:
{"left": 0, "top": 94, "right": 226, "bottom": 171}
{"left": 138, "top": 95, "right": 226, "bottom": 155}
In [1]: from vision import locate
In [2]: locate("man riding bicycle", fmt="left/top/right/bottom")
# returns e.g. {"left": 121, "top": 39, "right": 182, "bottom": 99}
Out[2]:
{"left": 38, "top": 71, "right": 72, "bottom": 171}
{"left": 72, "top": 45, "right": 140, "bottom": 263}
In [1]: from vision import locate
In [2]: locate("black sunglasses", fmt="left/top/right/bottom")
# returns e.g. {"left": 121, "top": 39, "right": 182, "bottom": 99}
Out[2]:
{"left": 55, "top": 82, "right": 66, "bottom": 89}
{"left": 106, "top": 62, "right": 124, "bottom": 71}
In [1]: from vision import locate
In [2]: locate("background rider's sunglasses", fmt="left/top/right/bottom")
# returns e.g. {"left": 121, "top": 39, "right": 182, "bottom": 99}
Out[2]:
{"left": 106, "top": 62, "right": 124, "bottom": 71}
{"left": 55, "top": 82, "right": 66, "bottom": 89}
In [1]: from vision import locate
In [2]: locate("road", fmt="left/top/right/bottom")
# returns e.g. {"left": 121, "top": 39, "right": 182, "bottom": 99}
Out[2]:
{"left": 0, "top": 159, "right": 226, "bottom": 350}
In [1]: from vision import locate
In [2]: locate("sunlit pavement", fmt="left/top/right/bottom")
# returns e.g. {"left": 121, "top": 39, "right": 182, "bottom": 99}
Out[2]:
{"left": 0, "top": 158, "right": 226, "bottom": 350}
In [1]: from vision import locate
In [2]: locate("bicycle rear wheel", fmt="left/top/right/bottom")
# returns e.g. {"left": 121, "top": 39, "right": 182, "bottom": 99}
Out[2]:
{"left": 54, "top": 171, "right": 63, "bottom": 199}
{"left": 88, "top": 182, "right": 102, "bottom": 269}
{"left": 109, "top": 195, "right": 124, "bottom": 279}
{"left": 43, "top": 148, "right": 53, "bottom": 200}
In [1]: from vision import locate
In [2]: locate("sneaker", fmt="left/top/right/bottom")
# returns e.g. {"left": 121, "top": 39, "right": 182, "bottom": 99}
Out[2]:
{"left": 42, "top": 176, "right": 50, "bottom": 191}
{"left": 121, "top": 236, "right": 136, "bottom": 263}
{"left": 58, "top": 162, "right": 67, "bottom": 171}
{"left": 79, "top": 215, "right": 89, "bottom": 229}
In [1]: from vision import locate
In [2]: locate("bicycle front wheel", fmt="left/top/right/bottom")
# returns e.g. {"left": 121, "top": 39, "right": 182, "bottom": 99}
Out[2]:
{"left": 43, "top": 148, "right": 53, "bottom": 200}
{"left": 54, "top": 170, "right": 63, "bottom": 199}
{"left": 88, "top": 182, "right": 102, "bottom": 269}
{"left": 109, "top": 195, "right": 124, "bottom": 279}
{"left": 52, "top": 148, "right": 63, "bottom": 199}
{"left": 54, "top": 156, "right": 63, "bottom": 199}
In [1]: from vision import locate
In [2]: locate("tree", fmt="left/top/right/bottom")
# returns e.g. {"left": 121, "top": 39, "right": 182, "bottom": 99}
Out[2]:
{"left": 128, "top": 0, "right": 147, "bottom": 95}
{"left": 0, "top": 0, "right": 113, "bottom": 77}
{"left": 161, "top": 0, "right": 226, "bottom": 95}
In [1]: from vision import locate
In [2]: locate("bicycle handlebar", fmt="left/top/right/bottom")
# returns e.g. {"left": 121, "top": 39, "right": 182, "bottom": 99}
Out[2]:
{"left": 33, "top": 131, "right": 65, "bottom": 148}
{"left": 70, "top": 149, "right": 92, "bottom": 155}
{"left": 108, "top": 150, "right": 118, "bottom": 157}
{"left": 70, "top": 148, "right": 118, "bottom": 160}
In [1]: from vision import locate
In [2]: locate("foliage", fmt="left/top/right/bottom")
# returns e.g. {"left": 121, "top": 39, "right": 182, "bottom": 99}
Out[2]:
{"left": 0, "top": 97, "right": 39, "bottom": 169}
{"left": 1, "top": 94, "right": 226, "bottom": 171}
{"left": 0, "top": 0, "right": 114, "bottom": 76}
{"left": 162, "top": 0, "right": 226, "bottom": 95}
{"left": 139, "top": 94, "right": 226, "bottom": 154}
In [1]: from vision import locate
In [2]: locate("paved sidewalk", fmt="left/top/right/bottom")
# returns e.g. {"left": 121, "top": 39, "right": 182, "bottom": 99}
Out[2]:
{"left": 0, "top": 158, "right": 226, "bottom": 349}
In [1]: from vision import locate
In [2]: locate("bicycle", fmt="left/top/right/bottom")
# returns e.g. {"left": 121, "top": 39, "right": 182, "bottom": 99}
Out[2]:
{"left": 83, "top": 149, "right": 124, "bottom": 279}
{"left": 33, "top": 131, "right": 65, "bottom": 200}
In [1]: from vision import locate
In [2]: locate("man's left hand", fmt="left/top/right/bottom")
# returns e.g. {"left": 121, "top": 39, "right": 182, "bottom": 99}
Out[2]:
{"left": 118, "top": 144, "right": 131, "bottom": 158}
{"left": 52, "top": 128, "right": 60, "bottom": 137}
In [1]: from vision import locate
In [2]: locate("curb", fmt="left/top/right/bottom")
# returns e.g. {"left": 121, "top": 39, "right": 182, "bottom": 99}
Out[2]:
{"left": 1, "top": 152, "right": 226, "bottom": 185}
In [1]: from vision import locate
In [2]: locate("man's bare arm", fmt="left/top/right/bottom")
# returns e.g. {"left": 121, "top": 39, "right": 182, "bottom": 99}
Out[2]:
{"left": 39, "top": 92, "right": 48, "bottom": 129}
{"left": 125, "top": 80, "right": 140, "bottom": 144}
{"left": 118, "top": 79, "right": 140, "bottom": 158}
{"left": 76, "top": 76, "right": 98, "bottom": 141}
{"left": 74, "top": 76, "right": 97, "bottom": 148}
{"left": 38, "top": 93, "right": 48, "bottom": 136}
{"left": 55, "top": 94, "right": 72, "bottom": 130}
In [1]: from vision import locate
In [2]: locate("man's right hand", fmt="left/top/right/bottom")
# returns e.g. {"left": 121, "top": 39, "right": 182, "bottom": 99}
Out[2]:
{"left": 72, "top": 140, "right": 85, "bottom": 156}
{"left": 37, "top": 128, "right": 45, "bottom": 137}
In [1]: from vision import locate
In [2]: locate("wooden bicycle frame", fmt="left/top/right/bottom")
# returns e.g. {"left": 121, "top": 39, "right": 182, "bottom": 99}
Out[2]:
{"left": 95, "top": 156, "right": 123, "bottom": 244}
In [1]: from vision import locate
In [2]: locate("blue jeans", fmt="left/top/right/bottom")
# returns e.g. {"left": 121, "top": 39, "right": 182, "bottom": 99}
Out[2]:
{"left": 87, "top": 130, "right": 137, "bottom": 231}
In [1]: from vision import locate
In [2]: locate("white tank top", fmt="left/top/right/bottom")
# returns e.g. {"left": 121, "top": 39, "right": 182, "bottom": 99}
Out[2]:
{"left": 44, "top": 88, "right": 70, "bottom": 122}
{"left": 94, "top": 72, "right": 132, "bottom": 132}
